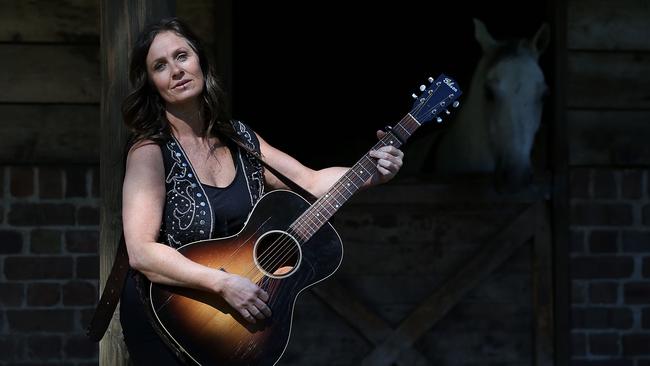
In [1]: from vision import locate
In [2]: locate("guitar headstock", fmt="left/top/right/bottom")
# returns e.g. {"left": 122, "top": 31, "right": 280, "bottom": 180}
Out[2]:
{"left": 409, "top": 74, "right": 462, "bottom": 125}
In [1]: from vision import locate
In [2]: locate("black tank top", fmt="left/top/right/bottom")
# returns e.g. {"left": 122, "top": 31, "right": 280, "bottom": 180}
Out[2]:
{"left": 201, "top": 149, "right": 251, "bottom": 237}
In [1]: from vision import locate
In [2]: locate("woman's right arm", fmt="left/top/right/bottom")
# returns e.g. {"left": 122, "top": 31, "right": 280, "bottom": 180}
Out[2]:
{"left": 122, "top": 141, "right": 271, "bottom": 323}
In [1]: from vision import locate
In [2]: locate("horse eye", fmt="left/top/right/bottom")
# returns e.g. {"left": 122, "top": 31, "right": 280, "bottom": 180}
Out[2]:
{"left": 484, "top": 85, "right": 496, "bottom": 101}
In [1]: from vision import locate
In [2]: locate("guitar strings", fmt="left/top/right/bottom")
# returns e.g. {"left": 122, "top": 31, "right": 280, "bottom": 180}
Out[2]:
{"left": 242, "top": 86, "right": 443, "bottom": 291}
{"left": 237, "top": 83, "right": 445, "bottom": 301}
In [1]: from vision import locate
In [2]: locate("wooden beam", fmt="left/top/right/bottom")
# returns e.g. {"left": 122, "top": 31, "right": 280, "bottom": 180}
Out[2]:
{"left": 361, "top": 203, "right": 540, "bottom": 366}
{"left": 0, "top": 45, "right": 99, "bottom": 103}
{"left": 533, "top": 202, "right": 555, "bottom": 366}
{"left": 0, "top": 0, "right": 98, "bottom": 43}
{"left": 568, "top": 0, "right": 650, "bottom": 51}
{"left": 312, "top": 281, "right": 431, "bottom": 366}
{"left": 551, "top": 0, "right": 570, "bottom": 364}
{"left": 99, "top": 1, "right": 175, "bottom": 365}
{"left": 0, "top": 104, "right": 98, "bottom": 164}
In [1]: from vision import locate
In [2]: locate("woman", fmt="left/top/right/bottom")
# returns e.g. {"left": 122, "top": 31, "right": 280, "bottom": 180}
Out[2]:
{"left": 119, "top": 18, "right": 404, "bottom": 365}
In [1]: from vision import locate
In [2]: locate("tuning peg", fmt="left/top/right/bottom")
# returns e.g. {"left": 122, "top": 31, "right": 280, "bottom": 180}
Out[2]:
{"left": 419, "top": 84, "right": 426, "bottom": 91}
{"left": 445, "top": 109, "right": 450, "bottom": 115}
{"left": 436, "top": 117, "right": 443, "bottom": 123}
{"left": 452, "top": 101, "right": 460, "bottom": 108}
{"left": 428, "top": 77, "right": 434, "bottom": 83}
{"left": 384, "top": 125, "right": 393, "bottom": 132}
{"left": 412, "top": 93, "right": 418, "bottom": 99}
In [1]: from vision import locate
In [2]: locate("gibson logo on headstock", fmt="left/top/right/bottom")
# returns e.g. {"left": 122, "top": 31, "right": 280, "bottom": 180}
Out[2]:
{"left": 443, "top": 78, "right": 458, "bottom": 92}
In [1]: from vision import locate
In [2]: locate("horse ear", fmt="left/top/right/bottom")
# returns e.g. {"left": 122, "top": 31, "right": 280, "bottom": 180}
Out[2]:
{"left": 473, "top": 18, "right": 497, "bottom": 52}
{"left": 530, "top": 22, "right": 550, "bottom": 58}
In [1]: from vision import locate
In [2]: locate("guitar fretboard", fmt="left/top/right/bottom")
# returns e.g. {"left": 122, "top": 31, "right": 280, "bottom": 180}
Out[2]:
{"left": 289, "top": 113, "right": 421, "bottom": 243}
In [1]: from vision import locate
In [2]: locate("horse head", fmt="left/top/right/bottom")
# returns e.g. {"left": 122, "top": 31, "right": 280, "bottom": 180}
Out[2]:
{"left": 471, "top": 19, "right": 550, "bottom": 192}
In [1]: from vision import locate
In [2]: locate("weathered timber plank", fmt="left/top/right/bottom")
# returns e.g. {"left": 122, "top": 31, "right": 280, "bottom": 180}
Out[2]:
{"left": 177, "top": 0, "right": 216, "bottom": 44}
{"left": 533, "top": 203, "right": 554, "bottom": 366}
{"left": 0, "top": 45, "right": 99, "bottom": 103}
{"left": 568, "top": 110, "right": 650, "bottom": 165}
{"left": 361, "top": 203, "right": 540, "bottom": 366}
{"left": 0, "top": 104, "right": 98, "bottom": 163}
{"left": 568, "top": 0, "right": 650, "bottom": 50}
{"left": 568, "top": 51, "right": 650, "bottom": 109}
{"left": 0, "top": 0, "right": 98, "bottom": 43}
{"left": 99, "top": 1, "right": 175, "bottom": 365}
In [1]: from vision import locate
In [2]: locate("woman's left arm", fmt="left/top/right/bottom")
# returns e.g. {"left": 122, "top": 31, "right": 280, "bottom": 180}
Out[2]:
{"left": 257, "top": 130, "right": 403, "bottom": 198}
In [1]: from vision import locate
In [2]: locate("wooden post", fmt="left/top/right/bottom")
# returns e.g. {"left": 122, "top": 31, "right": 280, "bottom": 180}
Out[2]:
{"left": 99, "top": 1, "right": 175, "bottom": 364}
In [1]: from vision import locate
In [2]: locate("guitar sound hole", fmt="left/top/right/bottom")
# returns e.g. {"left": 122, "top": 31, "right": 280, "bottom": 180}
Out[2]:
{"left": 254, "top": 230, "right": 301, "bottom": 278}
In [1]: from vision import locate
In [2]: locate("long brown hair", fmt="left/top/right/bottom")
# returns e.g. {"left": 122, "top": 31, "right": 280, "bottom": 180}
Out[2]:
{"left": 122, "top": 17, "right": 235, "bottom": 148}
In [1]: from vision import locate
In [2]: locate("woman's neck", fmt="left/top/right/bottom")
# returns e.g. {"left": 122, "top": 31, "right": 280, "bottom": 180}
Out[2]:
{"left": 166, "top": 100, "right": 204, "bottom": 139}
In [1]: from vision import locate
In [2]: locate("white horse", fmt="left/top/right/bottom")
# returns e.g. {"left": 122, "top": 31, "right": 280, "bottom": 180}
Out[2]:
{"left": 403, "top": 19, "right": 550, "bottom": 192}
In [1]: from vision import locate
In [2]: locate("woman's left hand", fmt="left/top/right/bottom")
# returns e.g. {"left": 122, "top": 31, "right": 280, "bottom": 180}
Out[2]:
{"left": 368, "top": 130, "right": 404, "bottom": 185}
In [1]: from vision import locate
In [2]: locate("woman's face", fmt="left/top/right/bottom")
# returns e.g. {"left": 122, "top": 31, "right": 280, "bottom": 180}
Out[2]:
{"left": 146, "top": 31, "right": 204, "bottom": 107}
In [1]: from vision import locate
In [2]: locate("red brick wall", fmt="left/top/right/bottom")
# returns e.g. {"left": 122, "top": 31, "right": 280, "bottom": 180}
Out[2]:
{"left": 570, "top": 168, "right": 650, "bottom": 364}
{"left": 0, "top": 165, "right": 99, "bottom": 364}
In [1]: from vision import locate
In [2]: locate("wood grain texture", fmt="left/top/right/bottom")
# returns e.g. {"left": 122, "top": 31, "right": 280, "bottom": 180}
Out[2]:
{"left": 0, "top": 45, "right": 99, "bottom": 103}
{"left": 568, "top": 110, "right": 650, "bottom": 165}
{"left": 99, "top": 1, "right": 175, "bottom": 365}
{"left": 0, "top": 104, "right": 98, "bottom": 163}
{"left": 568, "top": 51, "right": 650, "bottom": 109}
{"left": 0, "top": 0, "right": 98, "bottom": 43}
{"left": 568, "top": 0, "right": 650, "bottom": 50}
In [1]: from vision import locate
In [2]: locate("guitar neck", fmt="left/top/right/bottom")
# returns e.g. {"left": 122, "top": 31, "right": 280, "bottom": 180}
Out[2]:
{"left": 289, "top": 113, "right": 421, "bottom": 242}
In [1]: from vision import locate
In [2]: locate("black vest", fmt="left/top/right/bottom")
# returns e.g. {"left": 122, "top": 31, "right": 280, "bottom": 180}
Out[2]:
{"left": 158, "top": 120, "right": 264, "bottom": 247}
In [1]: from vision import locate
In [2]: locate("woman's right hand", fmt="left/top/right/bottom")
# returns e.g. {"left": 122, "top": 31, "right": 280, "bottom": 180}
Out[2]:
{"left": 218, "top": 273, "right": 272, "bottom": 324}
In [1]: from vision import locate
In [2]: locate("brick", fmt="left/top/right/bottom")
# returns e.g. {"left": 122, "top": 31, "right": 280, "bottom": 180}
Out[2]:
{"left": 623, "top": 282, "right": 650, "bottom": 304}
{"left": 571, "top": 332, "right": 586, "bottom": 356}
{"left": 570, "top": 168, "right": 590, "bottom": 199}
{"left": 76, "top": 255, "right": 99, "bottom": 279}
{"left": 38, "top": 167, "right": 63, "bottom": 199}
{"left": 571, "top": 360, "right": 632, "bottom": 366}
{"left": 7, "top": 310, "right": 74, "bottom": 332}
{"left": 571, "top": 307, "right": 633, "bottom": 329}
{"left": 589, "top": 282, "right": 618, "bottom": 304}
{"left": 572, "top": 281, "right": 587, "bottom": 304}
{"left": 65, "top": 230, "right": 98, "bottom": 253}
{"left": 621, "top": 230, "right": 650, "bottom": 252}
{"left": 588, "top": 333, "right": 619, "bottom": 356}
{"left": 571, "top": 203, "right": 634, "bottom": 226}
{"left": 570, "top": 229, "right": 585, "bottom": 254}
{"left": 26, "top": 283, "right": 60, "bottom": 306}
{"left": 26, "top": 335, "right": 62, "bottom": 360}
{"left": 30, "top": 229, "right": 62, "bottom": 254}
{"left": 0, "top": 283, "right": 25, "bottom": 307}
{"left": 77, "top": 206, "right": 99, "bottom": 225}
{"left": 593, "top": 169, "right": 617, "bottom": 198}
{"left": 0, "top": 335, "right": 26, "bottom": 362}
{"left": 621, "top": 169, "right": 642, "bottom": 199}
{"left": 65, "top": 167, "right": 87, "bottom": 198}
{"left": 622, "top": 333, "right": 650, "bottom": 355}
{"left": 571, "top": 256, "right": 634, "bottom": 279}
{"left": 64, "top": 334, "right": 97, "bottom": 359}
{"left": 8, "top": 203, "right": 75, "bottom": 226}
{"left": 4, "top": 256, "right": 72, "bottom": 280}
{"left": 643, "top": 204, "right": 650, "bottom": 226}
{"left": 643, "top": 307, "right": 650, "bottom": 329}
{"left": 589, "top": 230, "right": 618, "bottom": 253}
{"left": 0, "top": 230, "right": 23, "bottom": 254}
{"left": 62, "top": 281, "right": 96, "bottom": 306}
{"left": 10, "top": 167, "right": 34, "bottom": 197}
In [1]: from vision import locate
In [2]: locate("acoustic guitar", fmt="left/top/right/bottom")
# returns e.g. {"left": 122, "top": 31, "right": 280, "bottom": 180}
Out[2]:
{"left": 149, "top": 74, "right": 462, "bottom": 365}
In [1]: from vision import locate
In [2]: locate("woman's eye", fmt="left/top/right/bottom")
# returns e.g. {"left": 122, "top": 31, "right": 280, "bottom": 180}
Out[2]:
{"left": 154, "top": 63, "right": 165, "bottom": 71}
{"left": 177, "top": 53, "right": 187, "bottom": 61}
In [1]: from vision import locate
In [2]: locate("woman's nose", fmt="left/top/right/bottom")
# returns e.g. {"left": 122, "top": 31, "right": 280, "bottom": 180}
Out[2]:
{"left": 170, "top": 63, "right": 183, "bottom": 77}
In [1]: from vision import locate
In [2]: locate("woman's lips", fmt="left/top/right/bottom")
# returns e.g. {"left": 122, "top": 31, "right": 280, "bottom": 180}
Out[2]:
{"left": 173, "top": 79, "right": 191, "bottom": 89}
